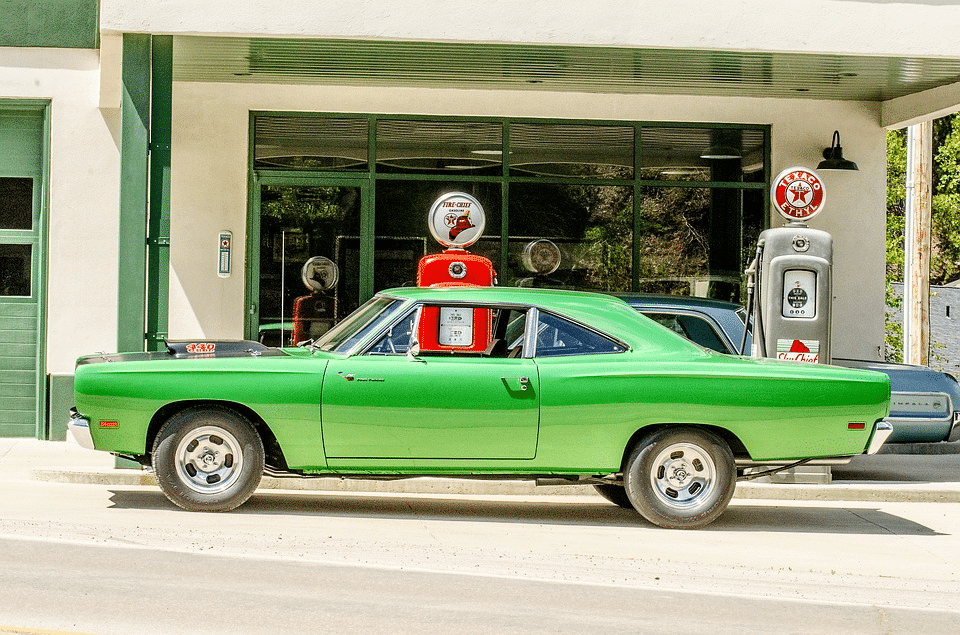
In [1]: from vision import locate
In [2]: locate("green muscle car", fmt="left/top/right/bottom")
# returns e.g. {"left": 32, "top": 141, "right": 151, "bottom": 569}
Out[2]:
{"left": 69, "top": 287, "right": 892, "bottom": 529}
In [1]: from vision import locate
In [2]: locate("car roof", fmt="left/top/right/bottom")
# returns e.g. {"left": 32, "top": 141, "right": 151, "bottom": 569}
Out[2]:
{"left": 613, "top": 292, "right": 743, "bottom": 311}
{"left": 378, "top": 286, "right": 707, "bottom": 356}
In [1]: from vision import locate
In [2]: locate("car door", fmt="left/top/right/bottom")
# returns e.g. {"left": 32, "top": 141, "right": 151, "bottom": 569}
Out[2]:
{"left": 320, "top": 306, "right": 540, "bottom": 461}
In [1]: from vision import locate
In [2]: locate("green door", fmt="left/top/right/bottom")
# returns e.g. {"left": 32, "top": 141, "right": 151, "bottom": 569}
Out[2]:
{"left": 321, "top": 355, "right": 540, "bottom": 461}
{"left": 0, "top": 105, "right": 46, "bottom": 437}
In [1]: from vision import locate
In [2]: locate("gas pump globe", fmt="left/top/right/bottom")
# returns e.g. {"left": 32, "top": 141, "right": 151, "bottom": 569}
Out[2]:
{"left": 416, "top": 192, "right": 497, "bottom": 353}
{"left": 748, "top": 167, "right": 833, "bottom": 365}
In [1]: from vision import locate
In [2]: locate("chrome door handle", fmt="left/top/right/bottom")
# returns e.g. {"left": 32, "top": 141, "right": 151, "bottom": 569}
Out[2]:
{"left": 501, "top": 376, "right": 531, "bottom": 392}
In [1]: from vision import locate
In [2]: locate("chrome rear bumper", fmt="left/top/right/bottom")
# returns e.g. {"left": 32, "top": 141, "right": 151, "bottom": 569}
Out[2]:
{"left": 67, "top": 408, "right": 95, "bottom": 450}
{"left": 867, "top": 420, "right": 894, "bottom": 455}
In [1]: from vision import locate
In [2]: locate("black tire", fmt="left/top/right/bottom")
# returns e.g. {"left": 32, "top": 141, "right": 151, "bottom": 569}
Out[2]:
{"left": 624, "top": 427, "right": 735, "bottom": 529}
{"left": 152, "top": 406, "right": 264, "bottom": 512}
{"left": 593, "top": 483, "right": 634, "bottom": 509}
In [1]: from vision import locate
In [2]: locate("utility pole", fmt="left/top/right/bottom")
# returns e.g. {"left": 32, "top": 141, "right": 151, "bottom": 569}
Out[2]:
{"left": 903, "top": 120, "right": 932, "bottom": 366}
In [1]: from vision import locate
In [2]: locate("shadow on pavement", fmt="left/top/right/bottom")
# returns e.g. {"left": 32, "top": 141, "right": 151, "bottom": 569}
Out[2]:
{"left": 106, "top": 488, "right": 941, "bottom": 536}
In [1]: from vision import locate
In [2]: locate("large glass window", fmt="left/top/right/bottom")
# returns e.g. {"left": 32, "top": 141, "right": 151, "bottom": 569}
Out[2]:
{"left": 254, "top": 116, "right": 368, "bottom": 171}
{"left": 376, "top": 119, "right": 502, "bottom": 176}
{"left": 251, "top": 114, "right": 768, "bottom": 336}
{"left": 510, "top": 122, "right": 633, "bottom": 178}
{"left": 640, "top": 126, "right": 766, "bottom": 183}
{"left": 256, "top": 184, "right": 361, "bottom": 346}
{"left": 375, "top": 180, "right": 502, "bottom": 290}
{"left": 508, "top": 184, "right": 633, "bottom": 291}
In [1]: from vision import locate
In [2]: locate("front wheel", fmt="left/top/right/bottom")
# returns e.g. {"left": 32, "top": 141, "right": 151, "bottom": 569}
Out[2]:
{"left": 624, "top": 427, "right": 735, "bottom": 529}
{"left": 152, "top": 406, "right": 264, "bottom": 512}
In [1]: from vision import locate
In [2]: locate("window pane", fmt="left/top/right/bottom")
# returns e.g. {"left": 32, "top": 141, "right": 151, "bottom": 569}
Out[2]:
{"left": 0, "top": 244, "right": 31, "bottom": 296}
{"left": 375, "top": 181, "right": 501, "bottom": 290}
{"left": 635, "top": 186, "right": 763, "bottom": 301}
{"left": 257, "top": 185, "right": 362, "bottom": 346}
{"left": 535, "top": 312, "right": 623, "bottom": 357}
{"left": 376, "top": 119, "right": 502, "bottom": 176}
{"left": 645, "top": 312, "right": 731, "bottom": 353}
{"left": 508, "top": 184, "right": 632, "bottom": 291}
{"left": 366, "top": 308, "right": 417, "bottom": 355}
{"left": 254, "top": 116, "right": 368, "bottom": 171}
{"left": 0, "top": 178, "right": 33, "bottom": 230}
{"left": 510, "top": 123, "right": 633, "bottom": 178}
{"left": 640, "top": 127, "right": 765, "bottom": 182}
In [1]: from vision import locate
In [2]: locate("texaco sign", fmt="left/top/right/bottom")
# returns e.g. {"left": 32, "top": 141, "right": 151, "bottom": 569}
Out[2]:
{"left": 771, "top": 167, "right": 826, "bottom": 222}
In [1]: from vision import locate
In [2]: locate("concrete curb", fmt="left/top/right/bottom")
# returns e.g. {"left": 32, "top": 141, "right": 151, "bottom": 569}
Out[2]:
{"left": 29, "top": 468, "right": 960, "bottom": 503}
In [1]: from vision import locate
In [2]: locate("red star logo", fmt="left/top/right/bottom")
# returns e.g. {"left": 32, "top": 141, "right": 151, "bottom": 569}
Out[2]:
{"left": 789, "top": 183, "right": 810, "bottom": 205}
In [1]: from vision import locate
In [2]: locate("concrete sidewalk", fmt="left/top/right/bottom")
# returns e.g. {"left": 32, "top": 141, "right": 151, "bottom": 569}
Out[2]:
{"left": 2, "top": 436, "right": 959, "bottom": 503}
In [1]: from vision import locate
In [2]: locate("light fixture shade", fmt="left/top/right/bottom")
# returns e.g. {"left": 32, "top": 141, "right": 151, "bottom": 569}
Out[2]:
{"left": 817, "top": 130, "right": 859, "bottom": 171}
{"left": 700, "top": 145, "right": 742, "bottom": 160}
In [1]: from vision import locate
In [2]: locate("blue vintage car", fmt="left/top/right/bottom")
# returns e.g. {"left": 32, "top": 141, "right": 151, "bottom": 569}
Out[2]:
{"left": 618, "top": 294, "right": 960, "bottom": 444}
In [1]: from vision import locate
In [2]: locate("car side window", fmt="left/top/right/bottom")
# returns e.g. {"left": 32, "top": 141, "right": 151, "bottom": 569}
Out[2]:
{"left": 366, "top": 310, "right": 416, "bottom": 355}
{"left": 534, "top": 312, "right": 624, "bottom": 357}
{"left": 645, "top": 312, "right": 731, "bottom": 354}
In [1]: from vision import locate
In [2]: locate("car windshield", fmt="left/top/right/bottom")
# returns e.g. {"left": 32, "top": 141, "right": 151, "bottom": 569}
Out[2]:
{"left": 312, "top": 296, "right": 405, "bottom": 353}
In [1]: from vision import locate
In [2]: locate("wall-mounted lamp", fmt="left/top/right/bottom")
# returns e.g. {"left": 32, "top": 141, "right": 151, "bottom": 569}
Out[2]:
{"left": 817, "top": 130, "right": 859, "bottom": 171}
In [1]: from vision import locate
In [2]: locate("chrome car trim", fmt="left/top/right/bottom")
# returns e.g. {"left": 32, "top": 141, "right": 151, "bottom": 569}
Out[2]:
{"left": 67, "top": 411, "right": 95, "bottom": 450}
{"left": 884, "top": 391, "right": 954, "bottom": 423}
{"left": 867, "top": 420, "right": 894, "bottom": 455}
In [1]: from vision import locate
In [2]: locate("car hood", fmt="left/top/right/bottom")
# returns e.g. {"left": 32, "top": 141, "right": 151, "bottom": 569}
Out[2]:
{"left": 76, "top": 340, "right": 295, "bottom": 366}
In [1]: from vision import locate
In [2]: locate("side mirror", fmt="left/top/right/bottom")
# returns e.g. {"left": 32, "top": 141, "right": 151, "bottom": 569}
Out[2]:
{"left": 407, "top": 340, "right": 425, "bottom": 362}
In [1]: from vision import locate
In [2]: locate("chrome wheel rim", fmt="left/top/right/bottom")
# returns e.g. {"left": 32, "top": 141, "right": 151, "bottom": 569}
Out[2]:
{"left": 174, "top": 426, "right": 244, "bottom": 495}
{"left": 649, "top": 442, "right": 717, "bottom": 511}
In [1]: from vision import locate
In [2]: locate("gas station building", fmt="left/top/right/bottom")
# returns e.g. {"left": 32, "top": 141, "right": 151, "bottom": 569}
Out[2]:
{"left": 3, "top": 1, "right": 960, "bottom": 438}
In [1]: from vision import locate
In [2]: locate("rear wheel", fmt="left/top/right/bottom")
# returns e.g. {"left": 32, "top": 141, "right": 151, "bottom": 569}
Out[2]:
{"left": 624, "top": 427, "right": 735, "bottom": 529}
{"left": 152, "top": 406, "right": 264, "bottom": 512}
{"left": 593, "top": 483, "right": 633, "bottom": 509}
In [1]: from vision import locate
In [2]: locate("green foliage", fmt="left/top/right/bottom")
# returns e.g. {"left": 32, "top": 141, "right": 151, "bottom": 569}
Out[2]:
{"left": 885, "top": 113, "right": 960, "bottom": 361}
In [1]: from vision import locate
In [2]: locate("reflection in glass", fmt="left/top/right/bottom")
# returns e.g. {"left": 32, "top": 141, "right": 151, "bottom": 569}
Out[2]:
{"left": 377, "top": 120, "right": 502, "bottom": 176}
{"left": 510, "top": 123, "right": 633, "bottom": 178}
{"left": 508, "top": 184, "right": 633, "bottom": 291}
{"left": 375, "top": 181, "right": 501, "bottom": 291}
{"left": 257, "top": 185, "right": 361, "bottom": 346}
{"left": 254, "top": 116, "right": 368, "bottom": 171}
{"left": 634, "top": 186, "right": 763, "bottom": 302}
{"left": 0, "top": 244, "right": 31, "bottom": 296}
{"left": 0, "top": 178, "right": 33, "bottom": 230}
{"left": 640, "top": 127, "right": 765, "bottom": 183}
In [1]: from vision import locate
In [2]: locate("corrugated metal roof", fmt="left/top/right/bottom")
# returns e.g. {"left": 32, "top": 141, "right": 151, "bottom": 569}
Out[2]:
{"left": 174, "top": 35, "right": 960, "bottom": 102}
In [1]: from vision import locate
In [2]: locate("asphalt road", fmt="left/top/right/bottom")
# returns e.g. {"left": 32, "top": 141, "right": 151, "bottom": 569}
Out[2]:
{"left": 1, "top": 477, "right": 959, "bottom": 634}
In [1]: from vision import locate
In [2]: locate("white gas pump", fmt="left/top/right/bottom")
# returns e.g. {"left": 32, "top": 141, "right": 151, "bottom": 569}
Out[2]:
{"left": 746, "top": 167, "right": 833, "bottom": 364}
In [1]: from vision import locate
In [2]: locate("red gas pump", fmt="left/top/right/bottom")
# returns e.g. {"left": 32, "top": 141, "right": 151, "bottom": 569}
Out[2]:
{"left": 415, "top": 192, "right": 496, "bottom": 353}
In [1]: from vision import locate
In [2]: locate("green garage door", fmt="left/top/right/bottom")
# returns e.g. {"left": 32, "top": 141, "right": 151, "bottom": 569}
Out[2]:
{"left": 0, "top": 105, "right": 46, "bottom": 437}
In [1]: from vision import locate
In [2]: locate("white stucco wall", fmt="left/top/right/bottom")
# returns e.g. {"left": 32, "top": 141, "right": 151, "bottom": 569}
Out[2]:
{"left": 0, "top": 47, "right": 121, "bottom": 373}
{"left": 102, "top": 0, "right": 960, "bottom": 58}
{"left": 170, "top": 82, "right": 885, "bottom": 359}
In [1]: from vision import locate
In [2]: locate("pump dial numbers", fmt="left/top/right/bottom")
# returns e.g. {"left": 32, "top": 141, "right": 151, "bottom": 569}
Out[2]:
{"left": 782, "top": 270, "right": 817, "bottom": 319}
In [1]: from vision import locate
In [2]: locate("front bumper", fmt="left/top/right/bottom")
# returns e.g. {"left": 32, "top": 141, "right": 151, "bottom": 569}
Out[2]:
{"left": 67, "top": 408, "right": 95, "bottom": 450}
